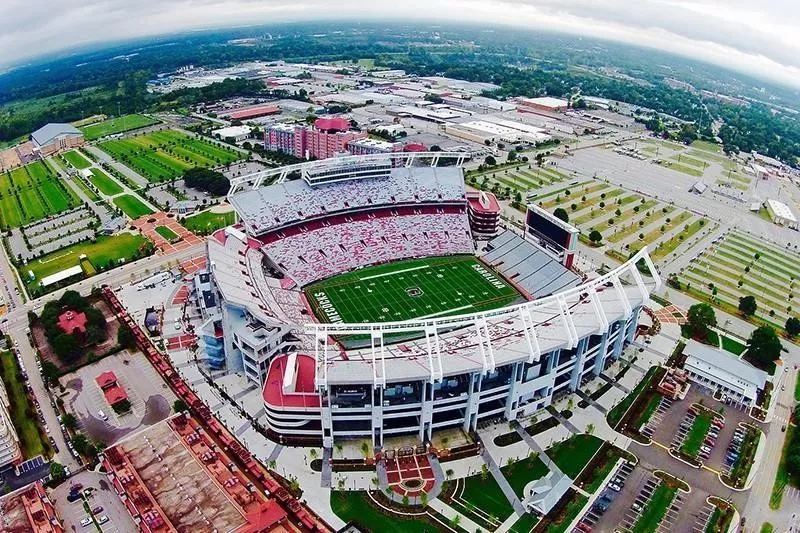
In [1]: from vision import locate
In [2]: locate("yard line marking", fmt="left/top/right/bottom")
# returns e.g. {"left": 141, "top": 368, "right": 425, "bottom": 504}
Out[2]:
{"left": 417, "top": 305, "right": 473, "bottom": 319}
{"left": 358, "top": 264, "right": 430, "bottom": 280}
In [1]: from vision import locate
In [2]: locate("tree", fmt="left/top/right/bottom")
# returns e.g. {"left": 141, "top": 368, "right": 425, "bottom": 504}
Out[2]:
{"left": 747, "top": 326, "right": 782, "bottom": 369}
{"left": 117, "top": 325, "right": 137, "bottom": 349}
{"left": 41, "top": 360, "right": 60, "bottom": 386}
{"left": 686, "top": 303, "right": 717, "bottom": 339}
{"left": 589, "top": 230, "right": 602, "bottom": 244}
{"left": 52, "top": 333, "right": 80, "bottom": 361}
{"left": 553, "top": 208, "right": 569, "bottom": 223}
{"left": 738, "top": 295, "right": 757, "bottom": 317}
{"left": 49, "top": 462, "right": 66, "bottom": 482}
{"left": 60, "top": 413, "right": 78, "bottom": 431}
{"left": 173, "top": 399, "right": 188, "bottom": 413}
{"left": 786, "top": 317, "right": 800, "bottom": 338}
{"left": 484, "top": 155, "right": 496, "bottom": 166}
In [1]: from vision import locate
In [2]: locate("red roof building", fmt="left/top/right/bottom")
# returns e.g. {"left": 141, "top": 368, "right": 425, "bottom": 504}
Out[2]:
{"left": 95, "top": 371, "right": 128, "bottom": 407}
{"left": 57, "top": 310, "right": 87, "bottom": 334}
{"left": 466, "top": 191, "right": 501, "bottom": 237}
{"left": 222, "top": 104, "right": 281, "bottom": 121}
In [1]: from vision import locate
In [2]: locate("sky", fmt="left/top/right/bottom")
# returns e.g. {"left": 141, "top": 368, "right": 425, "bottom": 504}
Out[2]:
{"left": 1, "top": 0, "right": 799, "bottom": 89}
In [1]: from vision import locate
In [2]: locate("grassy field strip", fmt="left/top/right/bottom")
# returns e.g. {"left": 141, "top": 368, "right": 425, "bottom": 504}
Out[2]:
{"left": 657, "top": 159, "right": 704, "bottom": 177}
{"left": 716, "top": 178, "right": 749, "bottom": 191}
{"left": 155, "top": 225, "right": 179, "bottom": 241}
{"left": 651, "top": 219, "right": 712, "bottom": 262}
{"left": 62, "top": 150, "right": 92, "bottom": 169}
{"left": 0, "top": 351, "right": 49, "bottom": 457}
{"left": 681, "top": 411, "right": 712, "bottom": 457}
{"left": 628, "top": 210, "right": 691, "bottom": 249}
{"left": 719, "top": 243, "right": 799, "bottom": 284}
{"left": 0, "top": 161, "right": 81, "bottom": 228}
{"left": 727, "top": 234, "right": 800, "bottom": 273}
{"left": 702, "top": 251, "right": 792, "bottom": 290}
{"left": 700, "top": 255, "right": 793, "bottom": 301}
{"left": 686, "top": 266, "right": 787, "bottom": 312}
{"left": 680, "top": 271, "right": 789, "bottom": 322}
{"left": 570, "top": 190, "right": 627, "bottom": 225}
{"left": 88, "top": 168, "right": 124, "bottom": 196}
{"left": 590, "top": 200, "right": 660, "bottom": 233}
{"left": 538, "top": 183, "right": 609, "bottom": 207}
{"left": 691, "top": 140, "right": 723, "bottom": 153}
{"left": 113, "top": 194, "right": 153, "bottom": 218}
{"left": 181, "top": 210, "right": 236, "bottom": 234}
{"left": 548, "top": 186, "right": 620, "bottom": 214}
{"left": 69, "top": 177, "right": 100, "bottom": 202}
{"left": 573, "top": 193, "right": 641, "bottom": 227}
{"left": 671, "top": 154, "right": 707, "bottom": 169}
{"left": 605, "top": 204, "right": 671, "bottom": 243}
{"left": 632, "top": 483, "right": 677, "bottom": 533}
{"left": 80, "top": 114, "right": 159, "bottom": 141}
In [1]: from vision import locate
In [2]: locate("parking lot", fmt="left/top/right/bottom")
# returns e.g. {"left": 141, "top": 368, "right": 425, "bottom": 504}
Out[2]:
{"left": 62, "top": 350, "right": 176, "bottom": 444}
{"left": 575, "top": 458, "right": 642, "bottom": 532}
{"left": 51, "top": 470, "right": 136, "bottom": 532}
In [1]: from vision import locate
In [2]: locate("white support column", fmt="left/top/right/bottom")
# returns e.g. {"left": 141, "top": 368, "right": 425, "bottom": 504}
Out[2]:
{"left": 519, "top": 306, "right": 542, "bottom": 363}
{"left": 629, "top": 263, "right": 650, "bottom": 303}
{"left": 371, "top": 328, "right": 386, "bottom": 388}
{"left": 612, "top": 273, "right": 632, "bottom": 318}
{"left": 474, "top": 318, "right": 496, "bottom": 373}
{"left": 639, "top": 249, "right": 662, "bottom": 290}
{"left": 556, "top": 295, "right": 578, "bottom": 348}
{"left": 314, "top": 328, "right": 328, "bottom": 389}
{"left": 425, "top": 326, "right": 444, "bottom": 383}
{"left": 589, "top": 288, "right": 609, "bottom": 334}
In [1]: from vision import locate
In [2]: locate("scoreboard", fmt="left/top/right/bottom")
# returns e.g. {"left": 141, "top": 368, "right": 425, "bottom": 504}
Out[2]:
{"left": 524, "top": 204, "right": 579, "bottom": 268}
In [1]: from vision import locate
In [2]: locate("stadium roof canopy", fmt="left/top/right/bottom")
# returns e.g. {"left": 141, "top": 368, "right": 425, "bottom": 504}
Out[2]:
{"left": 31, "top": 123, "right": 82, "bottom": 147}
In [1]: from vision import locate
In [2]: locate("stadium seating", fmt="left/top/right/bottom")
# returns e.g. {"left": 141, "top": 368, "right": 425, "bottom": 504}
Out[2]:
{"left": 230, "top": 167, "right": 466, "bottom": 235}
{"left": 262, "top": 208, "right": 474, "bottom": 286}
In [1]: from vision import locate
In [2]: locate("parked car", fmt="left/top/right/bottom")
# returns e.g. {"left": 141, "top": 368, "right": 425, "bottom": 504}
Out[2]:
{"left": 97, "top": 516, "right": 109, "bottom": 525}
{"left": 80, "top": 517, "right": 92, "bottom": 527}
{"left": 92, "top": 506, "right": 103, "bottom": 514}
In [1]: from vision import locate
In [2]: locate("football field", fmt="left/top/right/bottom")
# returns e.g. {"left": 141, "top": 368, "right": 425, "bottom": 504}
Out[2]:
{"left": 305, "top": 255, "right": 522, "bottom": 324}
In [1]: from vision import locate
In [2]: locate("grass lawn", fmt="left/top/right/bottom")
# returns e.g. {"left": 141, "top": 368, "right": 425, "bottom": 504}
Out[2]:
{"left": 62, "top": 150, "right": 92, "bottom": 169}
{"left": 329, "top": 491, "right": 435, "bottom": 533}
{"left": 657, "top": 159, "right": 704, "bottom": 177}
{"left": 770, "top": 424, "right": 800, "bottom": 509}
{"left": 509, "top": 512, "right": 539, "bottom": 533}
{"left": 721, "top": 335, "right": 747, "bottom": 356}
{"left": 459, "top": 474, "right": 514, "bottom": 521}
{"left": 795, "top": 376, "right": 800, "bottom": 402}
{"left": 607, "top": 366, "right": 658, "bottom": 428}
{"left": 502, "top": 453, "right": 549, "bottom": 498}
{"left": 680, "top": 411, "right": 713, "bottom": 457}
{"left": 88, "top": 168, "right": 124, "bottom": 195}
{"left": 547, "top": 434, "right": 604, "bottom": 479}
{"left": 181, "top": 209, "right": 236, "bottom": 234}
{"left": 80, "top": 114, "right": 159, "bottom": 141}
{"left": 0, "top": 351, "right": 48, "bottom": 458}
{"left": 691, "top": 140, "right": 723, "bottom": 153}
{"left": 114, "top": 194, "right": 153, "bottom": 218}
{"left": 70, "top": 177, "right": 100, "bottom": 202}
{"left": 305, "top": 255, "right": 522, "bottom": 324}
{"left": 155, "top": 225, "right": 179, "bottom": 241}
{"left": 22, "top": 233, "right": 150, "bottom": 294}
{"left": 761, "top": 523, "right": 774, "bottom": 533}
{"left": 0, "top": 161, "right": 81, "bottom": 228}
{"left": 632, "top": 483, "right": 677, "bottom": 533}
{"left": 637, "top": 394, "right": 663, "bottom": 429}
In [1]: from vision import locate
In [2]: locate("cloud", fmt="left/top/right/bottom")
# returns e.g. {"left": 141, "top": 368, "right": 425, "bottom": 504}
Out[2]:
{"left": 1, "top": 0, "right": 799, "bottom": 88}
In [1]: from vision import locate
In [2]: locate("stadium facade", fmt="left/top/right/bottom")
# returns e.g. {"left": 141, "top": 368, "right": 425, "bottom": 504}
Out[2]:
{"left": 203, "top": 153, "right": 659, "bottom": 447}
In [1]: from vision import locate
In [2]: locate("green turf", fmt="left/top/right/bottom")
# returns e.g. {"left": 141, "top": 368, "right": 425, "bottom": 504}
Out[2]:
{"left": 721, "top": 335, "right": 747, "bottom": 356}
{"left": 0, "top": 161, "right": 81, "bottom": 228}
{"left": 155, "top": 225, "right": 179, "bottom": 241}
{"left": 680, "top": 411, "right": 713, "bottom": 457}
{"left": 80, "top": 114, "right": 160, "bottom": 141}
{"left": 99, "top": 129, "right": 242, "bottom": 182}
{"left": 502, "top": 454, "right": 549, "bottom": 498}
{"left": 547, "top": 434, "right": 603, "bottom": 479}
{"left": 181, "top": 209, "right": 236, "bottom": 234}
{"left": 607, "top": 367, "right": 658, "bottom": 428}
{"left": 62, "top": 150, "right": 92, "bottom": 169}
{"left": 691, "top": 140, "right": 723, "bottom": 153}
{"left": 22, "top": 233, "right": 149, "bottom": 293}
{"left": 305, "top": 255, "right": 522, "bottom": 324}
{"left": 459, "top": 474, "right": 514, "bottom": 522}
{"left": 329, "top": 491, "right": 436, "bottom": 533}
{"left": 632, "top": 483, "right": 677, "bottom": 533}
{"left": 88, "top": 168, "right": 123, "bottom": 195}
{"left": 114, "top": 194, "right": 153, "bottom": 218}
{"left": 70, "top": 177, "right": 100, "bottom": 202}
{"left": 545, "top": 492, "right": 588, "bottom": 533}
{"left": 509, "top": 513, "right": 539, "bottom": 533}
{"left": 0, "top": 351, "right": 48, "bottom": 458}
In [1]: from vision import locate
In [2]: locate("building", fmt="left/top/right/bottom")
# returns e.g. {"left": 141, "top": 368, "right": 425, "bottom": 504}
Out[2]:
{"left": 346, "top": 137, "right": 402, "bottom": 156}
{"left": 212, "top": 125, "right": 252, "bottom": 142}
{"left": 30, "top": 123, "right": 84, "bottom": 156}
{"left": 265, "top": 117, "right": 367, "bottom": 160}
{"left": 95, "top": 371, "right": 129, "bottom": 410}
{"left": 466, "top": 191, "right": 501, "bottom": 237}
{"left": 0, "top": 481, "right": 64, "bottom": 532}
{"left": 682, "top": 339, "right": 768, "bottom": 408}
{"left": 205, "top": 154, "right": 659, "bottom": 447}
{"left": 219, "top": 103, "right": 280, "bottom": 121}
{"left": 517, "top": 97, "right": 570, "bottom": 113}
{"left": 444, "top": 120, "right": 551, "bottom": 145}
{"left": 0, "top": 385, "right": 21, "bottom": 468}
{"left": 765, "top": 199, "right": 798, "bottom": 229}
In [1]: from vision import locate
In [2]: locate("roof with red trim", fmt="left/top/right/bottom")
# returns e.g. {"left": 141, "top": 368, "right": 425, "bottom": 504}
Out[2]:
{"left": 262, "top": 354, "right": 320, "bottom": 408}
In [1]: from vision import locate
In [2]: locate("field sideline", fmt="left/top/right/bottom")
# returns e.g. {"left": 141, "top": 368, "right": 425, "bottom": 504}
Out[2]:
{"left": 304, "top": 255, "right": 522, "bottom": 324}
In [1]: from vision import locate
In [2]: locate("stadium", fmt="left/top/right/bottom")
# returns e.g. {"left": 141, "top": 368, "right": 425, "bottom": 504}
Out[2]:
{"left": 202, "top": 152, "right": 660, "bottom": 448}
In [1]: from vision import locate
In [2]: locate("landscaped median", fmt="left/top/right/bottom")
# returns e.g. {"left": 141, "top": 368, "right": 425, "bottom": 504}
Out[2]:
{"left": 704, "top": 496, "right": 736, "bottom": 533}
{"left": 606, "top": 366, "right": 664, "bottom": 441}
{"left": 631, "top": 471, "right": 689, "bottom": 533}
{"left": 721, "top": 424, "right": 762, "bottom": 490}
{"left": 769, "top": 411, "right": 800, "bottom": 509}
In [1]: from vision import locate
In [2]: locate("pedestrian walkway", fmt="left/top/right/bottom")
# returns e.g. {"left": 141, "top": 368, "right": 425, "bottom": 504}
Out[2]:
{"left": 547, "top": 405, "right": 581, "bottom": 435}
{"left": 429, "top": 499, "right": 484, "bottom": 533}
{"left": 599, "top": 373, "right": 631, "bottom": 394}
{"left": 480, "top": 448, "right": 526, "bottom": 515}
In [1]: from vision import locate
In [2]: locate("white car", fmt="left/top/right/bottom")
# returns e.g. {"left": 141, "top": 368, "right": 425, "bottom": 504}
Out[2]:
{"left": 80, "top": 517, "right": 92, "bottom": 527}
{"left": 97, "top": 515, "right": 109, "bottom": 525}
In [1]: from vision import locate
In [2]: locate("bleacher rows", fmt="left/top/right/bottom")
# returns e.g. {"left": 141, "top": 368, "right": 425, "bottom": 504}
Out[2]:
{"left": 229, "top": 167, "right": 465, "bottom": 235}
{"left": 482, "top": 231, "right": 581, "bottom": 298}
{"left": 262, "top": 209, "right": 474, "bottom": 287}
